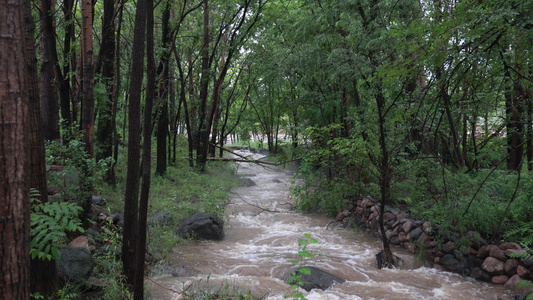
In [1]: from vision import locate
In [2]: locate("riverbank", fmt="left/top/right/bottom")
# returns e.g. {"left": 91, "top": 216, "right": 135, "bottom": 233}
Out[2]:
{"left": 343, "top": 195, "right": 533, "bottom": 298}
{"left": 146, "top": 150, "right": 516, "bottom": 299}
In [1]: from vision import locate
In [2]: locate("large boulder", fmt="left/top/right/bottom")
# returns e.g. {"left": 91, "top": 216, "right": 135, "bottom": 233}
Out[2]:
{"left": 177, "top": 212, "right": 225, "bottom": 240}
{"left": 286, "top": 266, "right": 345, "bottom": 291}
{"left": 441, "top": 254, "right": 465, "bottom": 273}
{"left": 57, "top": 246, "right": 95, "bottom": 282}
{"left": 240, "top": 177, "right": 256, "bottom": 187}
{"left": 470, "top": 267, "right": 492, "bottom": 282}
{"left": 482, "top": 257, "right": 505, "bottom": 275}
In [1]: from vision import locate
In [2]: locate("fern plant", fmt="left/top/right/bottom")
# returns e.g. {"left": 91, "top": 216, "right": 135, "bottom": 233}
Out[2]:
{"left": 505, "top": 222, "right": 533, "bottom": 300}
{"left": 30, "top": 189, "right": 85, "bottom": 261}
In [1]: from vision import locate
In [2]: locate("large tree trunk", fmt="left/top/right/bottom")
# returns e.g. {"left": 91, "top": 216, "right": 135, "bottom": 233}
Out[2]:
{"left": 122, "top": 0, "right": 147, "bottom": 285}
{"left": 111, "top": 0, "right": 125, "bottom": 186}
{"left": 196, "top": 0, "right": 210, "bottom": 172}
{"left": 24, "top": 0, "right": 61, "bottom": 295}
{"left": 155, "top": 1, "right": 171, "bottom": 176}
{"left": 79, "top": 0, "right": 95, "bottom": 225}
{"left": 0, "top": 0, "right": 31, "bottom": 297}
{"left": 506, "top": 35, "right": 525, "bottom": 171}
{"left": 60, "top": 0, "right": 75, "bottom": 128}
{"left": 95, "top": 0, "right": 116, "bottom": 183}
{"left": 39, "top": 0, "right": 60, "bottom": 141}
{"left": 81, "top": 0, "right": 95, "bottom": 157}
{"left": 133, "top": 0, "right": 154, "bottom": 297}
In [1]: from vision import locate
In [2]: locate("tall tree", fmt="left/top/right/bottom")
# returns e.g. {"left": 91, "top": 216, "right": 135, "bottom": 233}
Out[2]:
{"left": 60, "top": 0, "right": 75, "bottom": 127}
{"left": 122, "top": 0, "right": 147, "bottom": 285}
{"left": 0, "top": 0, "right": 31, "bottom": 297}
{"left": 196, "top": 0, "right": 267, "bottom": 169}
{"left": 38, "top": 0, "right": 60, "bottom": 140}
{"left": 155, "top": 1, "right": 172, "bottom": 176}
{"left": 24, "top": 0, "right": 60, "bottom": 294}
{"left": 81, "top": 0, "right": 95, "bottom": 157}
{"left": 196, "top": 0, "right": 210, "bottom": 171}
{"left": 134, "top": 0, "right": 155, "bottom": 297}
{"left": 79, "top": 0, "right": 95, "bottom": 224}
{"left": 96, "top": 0, "right": 117, "bottom": 183}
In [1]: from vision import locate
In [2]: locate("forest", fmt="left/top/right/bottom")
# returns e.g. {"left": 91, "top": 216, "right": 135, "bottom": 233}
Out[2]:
{"left": 1, "top": 0, "right": 532, "bottom": 299}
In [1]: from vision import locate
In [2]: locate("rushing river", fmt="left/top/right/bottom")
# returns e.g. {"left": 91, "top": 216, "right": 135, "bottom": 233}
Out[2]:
{"left": 146, "top": 151, "right": 514, "bottom": 299}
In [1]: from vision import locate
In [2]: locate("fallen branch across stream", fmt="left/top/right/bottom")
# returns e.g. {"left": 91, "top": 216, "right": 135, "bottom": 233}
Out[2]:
{"left": 204, "top": 143, "right": 301, "bottom": 166}
{"left": 231, "top": 191, "right": 282, "bottom": 215}
{"left": 205, "top": 157, "right": 280, "bottom": 165}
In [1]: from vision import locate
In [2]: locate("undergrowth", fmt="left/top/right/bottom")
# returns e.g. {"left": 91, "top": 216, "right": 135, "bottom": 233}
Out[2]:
{"left": 294, "top": 136, "right": 533, "bottom": 246}
{"left": 39, "top": 135, "right": 240, "bottom": 298}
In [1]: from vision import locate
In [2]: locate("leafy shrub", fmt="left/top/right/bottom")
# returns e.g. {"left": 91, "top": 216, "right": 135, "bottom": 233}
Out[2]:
{"left": 46, "top": 128, "right": 113, "bottom": 203}
{"left": 286, "top": 233, "right": 318, "bottom": 300}
{"left": 30, "top": 190, "right": 85, "bottom": 261}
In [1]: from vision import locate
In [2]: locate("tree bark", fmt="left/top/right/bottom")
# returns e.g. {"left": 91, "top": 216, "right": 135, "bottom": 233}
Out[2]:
{"left": 196, "top": 0, "right": 210, "bottom": 172}
{"left": 39, "top": 0, "right": 60, "bottom": 141}
{"left": 112, "top": 0, "right": 126, "bottom": 186}
{"left": 133, "top": 0, "right": 154, "bottom": 297}
{"left": 81, "top": 0, "right": 95, "bottom": 158}
{"left": 96, "top": 0, "right": 117, "bottom": 183}
{"left": 506, "top": 35, "right": 525, "bottom": 171}
{"left": 155, "top": 1, "right": 171, "bottom": 176}
{"left": 375, "top": 87, "right": 396, "bottom": 269}
{"left": 24, "top": 0, "right": 60, "bottom": 294}
{"left": 0, "top": 0, "right": 31, "bottom": 296}
{"left": 122, "top": 0, "right": 147, "bottom": 285}
{"left": 60, "top": 0, "right": 74, "bottom": 128}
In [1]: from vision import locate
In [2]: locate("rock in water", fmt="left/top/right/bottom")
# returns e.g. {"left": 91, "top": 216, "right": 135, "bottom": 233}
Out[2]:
{"left": 286, "top": 266, "right": 345, "bottom": 291}
{"left": 177, "top": 212, "right": 225, "bottom": 240}
{"left": 57, "top": 246, "right": 95, "bottom": 282}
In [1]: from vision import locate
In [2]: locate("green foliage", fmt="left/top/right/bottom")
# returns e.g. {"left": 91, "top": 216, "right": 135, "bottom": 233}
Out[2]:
{"left": 92, "top": 218, "right": 133, "bottom": 300}
{"left": 508, "top": 247, "right": 533, "bottom": 299}
{"left": 286, "top": 233, "right": 318, "bottom": 300}
{"left": 30, "top": 190, "right": 85, "bottom": 261}
{"left": 31, "top": 284, "right": 81, "bottom": 300}
{"left": 46, "top": 127, "right": 113, "bottom": 202}
{"left": 294, "top": 125, "right": 372, "bottom": 215}
{"left": 391, "top": 159, "right": 533, "bottom": 240}
{"left": 147, "top": 224, "right": 179, "bottom": 261}
{"left": 503, "top": 220, "right": 533, "bottom": 248}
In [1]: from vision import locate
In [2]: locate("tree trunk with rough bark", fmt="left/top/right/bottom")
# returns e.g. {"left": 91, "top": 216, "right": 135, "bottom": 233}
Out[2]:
{"left": 95, "top": 0, "right": 116, "bottom": 184}
{"left": 196, "top": 0, "right": 210, "bottom": 172}
{"left": 133, "top": 0, "right": 154, "bottom": 297}
{"left": 155, "top": 1, "right": 171, "bottom": 176}
{"left": 0, "top": 0, "right": 31, "bottom": 296}
{"left": 39, "top": 0, "right": 60, "bottom": 141}
{"left": 122, "top": 0, "right": 147, "bottom": 286}
{"left": 24, "top": 0, "right": 61, "bottom": 295}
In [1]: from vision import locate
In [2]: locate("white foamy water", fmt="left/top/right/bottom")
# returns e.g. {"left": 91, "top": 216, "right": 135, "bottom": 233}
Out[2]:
{"left": 146, "top": 151, "right": 514, "bottom": 299}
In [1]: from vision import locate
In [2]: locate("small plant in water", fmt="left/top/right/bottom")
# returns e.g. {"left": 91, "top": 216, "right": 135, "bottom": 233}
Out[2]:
{"left": 286, "top": 233, "right": 318, "bottom": 300}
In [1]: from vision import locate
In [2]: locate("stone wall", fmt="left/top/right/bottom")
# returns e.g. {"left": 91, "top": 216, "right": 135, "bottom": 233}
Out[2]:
{"left": 347, "top": 195, "right": 533, "bottom": 296}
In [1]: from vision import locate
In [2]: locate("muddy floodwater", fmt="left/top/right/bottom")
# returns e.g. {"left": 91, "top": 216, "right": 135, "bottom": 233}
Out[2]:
{"left": 146, "top": 151, "right": 514, "bottom": 300}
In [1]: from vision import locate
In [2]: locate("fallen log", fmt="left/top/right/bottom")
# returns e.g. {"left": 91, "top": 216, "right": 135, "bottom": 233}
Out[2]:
{"left": 205, "top": 157, "right": 280, "bottom": 166}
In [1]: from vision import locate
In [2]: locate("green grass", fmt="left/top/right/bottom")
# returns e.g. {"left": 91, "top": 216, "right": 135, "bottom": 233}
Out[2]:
{"left": 43, "top": 136, "right": 241, "bottom": 299}
{"left": 98, "top": 141, "right": 240, "bottom": 260}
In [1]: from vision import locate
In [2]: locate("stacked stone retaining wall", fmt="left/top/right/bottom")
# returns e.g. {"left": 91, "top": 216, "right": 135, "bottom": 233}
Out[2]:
{"left": 347, "top": 195, "right": 533, "bottom": 296}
